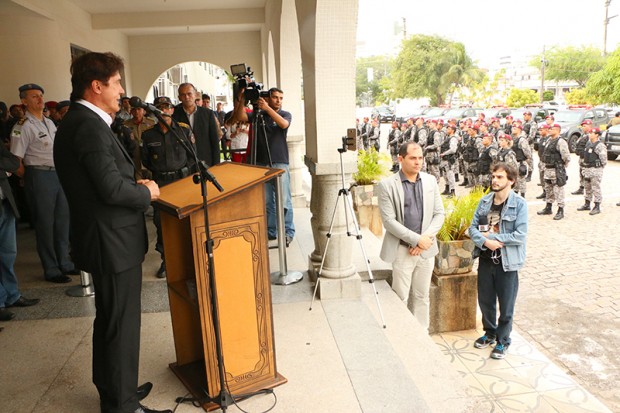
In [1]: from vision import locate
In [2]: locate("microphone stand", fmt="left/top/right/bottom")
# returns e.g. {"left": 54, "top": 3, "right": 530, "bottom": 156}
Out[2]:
{"left": 149, "top": 109, "right": 233, "bottom": 410}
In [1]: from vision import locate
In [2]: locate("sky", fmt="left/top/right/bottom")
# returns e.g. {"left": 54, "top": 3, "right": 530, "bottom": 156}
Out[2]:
{"left": 357, "top": 0, "right": 620, "bottom": 68}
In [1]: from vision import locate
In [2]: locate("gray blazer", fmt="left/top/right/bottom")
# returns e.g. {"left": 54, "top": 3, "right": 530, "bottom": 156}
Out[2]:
{"left": 377, "top": 171, "right": 445, "bottom": 263}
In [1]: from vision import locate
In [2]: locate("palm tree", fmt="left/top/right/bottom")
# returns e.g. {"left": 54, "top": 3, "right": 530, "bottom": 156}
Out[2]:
{"left": 437, "top": 43, "right": 485, "bottom": 106}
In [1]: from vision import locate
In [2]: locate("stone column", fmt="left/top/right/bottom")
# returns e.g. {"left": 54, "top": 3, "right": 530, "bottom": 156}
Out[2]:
{"left": 296, "top": 0, "right": 360, "bottom": 299}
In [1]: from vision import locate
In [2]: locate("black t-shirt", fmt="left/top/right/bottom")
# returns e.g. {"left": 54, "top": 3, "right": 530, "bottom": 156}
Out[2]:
{"left": 249, "top": 109, "right": 292, "bottom": 165}
{"left": 480, "top": 201, "right": 504, "bottom": 260}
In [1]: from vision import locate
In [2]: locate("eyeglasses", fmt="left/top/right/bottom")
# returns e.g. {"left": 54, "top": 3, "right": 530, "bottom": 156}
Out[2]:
{"left": 491, "top": 249, "right": 502, "bottom": 265}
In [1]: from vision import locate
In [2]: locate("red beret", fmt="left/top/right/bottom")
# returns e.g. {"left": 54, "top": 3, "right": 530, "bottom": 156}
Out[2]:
{"left": 581, "top": 119, "right": 593, "bottom": 125}
{"left": 546, "top": 115, "right": 555, "bottom": 120}
{"left": 590, "top": 127, "right": 601, "bottom": 134}
{"left": 552, "top": 123, "right": 561, "bottom": 129}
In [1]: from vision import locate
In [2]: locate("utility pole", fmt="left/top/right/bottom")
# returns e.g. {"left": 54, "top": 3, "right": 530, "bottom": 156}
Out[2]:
{"left": 604, "top": 0, "right": 618, "bottom": 56}
{"left": 402, "top": 17, "right": 407, "bottom": 40}
{"left": 540, "top": 46, "right": 547, "bottom": 103}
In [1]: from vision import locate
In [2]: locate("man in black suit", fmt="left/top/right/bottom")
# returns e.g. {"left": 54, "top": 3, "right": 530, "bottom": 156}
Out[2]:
{"left": 54, "top": 52, "right": 170, "bottom": 413}
{"left": 172, "top": 83, "right": 220, "bottom": 166}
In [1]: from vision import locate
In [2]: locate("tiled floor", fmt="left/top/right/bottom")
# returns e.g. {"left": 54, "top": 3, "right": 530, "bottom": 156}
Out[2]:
{"left": 431, "top": 329, "right": 613, "bottom": 413}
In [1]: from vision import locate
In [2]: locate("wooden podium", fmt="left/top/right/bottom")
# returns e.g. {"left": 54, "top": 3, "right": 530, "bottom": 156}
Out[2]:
{"left": 154, "top": 162, "right": 287, "bottom": 411}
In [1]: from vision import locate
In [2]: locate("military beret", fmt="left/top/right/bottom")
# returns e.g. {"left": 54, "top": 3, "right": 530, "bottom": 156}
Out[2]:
{"left": 581, "top": 119, "right": 593, "bottom": 125}
{"left": 153, "top": 96, "right": 173, "bottom": 107}
{"left": 505, "top": 115, "right": 513, "bottom": 120}
{"left": 45, "top": 101, "right": 58, "bottom": 109}
{"left": 590, "top": 127, "right": 601, "bottom": 134}
{"left": 430, "top": 119, "right": 438, "bottom": 124}
{"left": 446, "top": 124, "right": 456, "bottom": 130}
{"left": 512, "top": 121, "right": 523, "bottom": 129}
{"left": 56, "top": 100, "right": 70, "bottom": 110}
{"left": 468, "top": 125, "right": 479, "bottom": 131}
{"left": 552, "top": 123, "right": 561, "bottom": 129}
{"left": 19, "top": 83, "right": 44, "bottom": 94}
{"left": 540, "top": 124, "right": 550, "bottom": 130}
{"left": 523, "top": 111, "right": 532, "bottom": 116}
{"left": 499, "top": 133, "right": 513, "bottom": 141}
{"left": 546, "top": 115, "right": 555, "bottom": 120}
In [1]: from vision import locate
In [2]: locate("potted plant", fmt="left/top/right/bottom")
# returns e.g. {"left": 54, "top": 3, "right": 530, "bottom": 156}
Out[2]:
{"left": 434, "top": 186, "right": 487, "bottom": 275}
{"left": 351, "top": 148, "right": 391, "bottom": 236}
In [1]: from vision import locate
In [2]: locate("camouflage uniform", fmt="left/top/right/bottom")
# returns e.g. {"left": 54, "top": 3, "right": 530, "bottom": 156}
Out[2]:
{"left": 387, "top": 126, "right": 402, "bottom": 170}
{"left": 425, "top": 128, "right": 442, "bottom": 182}
{"left": 542, "top": 137, "right": 570, "bottom": 208}
{"left": 496, "top": 147, "right": 518, "bottom": 172}
{"left": 440, "top": 132, "right": 459, "bottom": 192}
{"left": 512, "top": 133, "right": 532, "bottom": 195}
{"left": 461, "top": 132, "right": 479, "bottom": 188}
{"left": 582, "top": 139, "right": 607, "bottom": 203}
{"left": 477, "top": 144, "right": 498, "bottom": 188}
{"left": 523, "top": 119, "right": 538, "bottom": 178}
{"left": 573, "top": 132, "right": 589, "bottom": 191}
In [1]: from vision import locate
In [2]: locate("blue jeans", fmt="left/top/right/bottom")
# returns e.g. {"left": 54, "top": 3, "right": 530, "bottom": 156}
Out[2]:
{"left": 262, "top": 163, "right": 295, "bottom": 239}
{"left": 24, "top": 168, "right": 74, "bottom": 279}
{"left": 0, "top": 201, "right": 20, "bottom": 307}
{"left": 477, "top": 257, "right": 519, "bottom": 346}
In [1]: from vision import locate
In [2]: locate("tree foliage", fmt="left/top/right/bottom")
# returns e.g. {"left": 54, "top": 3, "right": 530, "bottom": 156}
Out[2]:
{"left": 506, "top": 88, "right": 539, "bottom": 108}
{"left": 461, "top": 69, "right": 506, "bottom": 107}
{"left": 586, "top": 48, "right": 620, "bottom": 104}
{"left": 530, "top": 46, "right": 606, "bottom": 88}
{"left": 356, "top": 55, "right": 393, "bottom": 106}
{"left": 563, "top": 89, "right": 592, "bottom": 105}
{"left": 543, "top": 90, "right": 555, "bottom": 101}
{"left": 388, "top": 34, "right": 484, "bottom": 106}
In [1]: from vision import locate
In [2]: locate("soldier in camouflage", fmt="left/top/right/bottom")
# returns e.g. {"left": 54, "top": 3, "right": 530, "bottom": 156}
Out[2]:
{"left": 537, "top": 123, "right": 571, "bottom": 220}
{"left": 535, "top": 124, "right": 551, "bottom": 199}
{"left": 477, "top": 133, "right": 498, "bottom": 189}
{"left": 571, "top": 120, "right": 592, "bottom": 196}
{"left": 522, "top": 111, "right": 538, "bottom": 182}
{"left": 425, "top": 119, "right": 442, "bottom": 182}
{"left": 576, "top": 128, "right": 607, "bottom": 215}
{"left": 510, "top": 121, "right": 533, "bottom": 197}
{"left": 414, "top": 117, "right": 428, "bottom": 148}
{"left": 440, "top": 124, "right": 459, "bottom": 197}
{"left": 388, "top": 121, "right": 402, "bottom": 172}
{"left": 503, "top": 115, "right": 514, "bottom": 136}
{"left": 460, "top": 125, "right": 479, "bottom": 188}
{"left": 496, "top": 134, "right": 518, "bottom": 172}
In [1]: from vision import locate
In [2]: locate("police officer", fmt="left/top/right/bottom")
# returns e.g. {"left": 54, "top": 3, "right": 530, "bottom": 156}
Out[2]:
{"left": 535, "top": 124, "right": 551, "bottom": 199}
{"left": 522, "top": 111, "right": 538, "bottom": 181}
{"left": 414, "top": 117, "right": 428, "bottom": 147}
{"left": 511, "top": 121, "right": 532, "bottom": 197}
{"left": 477, "top": 133, "right": 498, "bottom": 189}
{"left": 496, "top": 134, "right": 518, "bottom": 172}
{"left": 425, "top": 119, "right": 442, "bottom": 182}
{"left": 576, "top": 128, "right": 607, "bottom": 215}
{"left": 367, "top": 118, "right": 380, "bottom": 151}
{"left": 141, "top": 96, "right": 195, "bottom": 277}
{"left": 10, "top": 83, "right": 77, "bottom": 283}
{"left": 460, "top": 125, "right": 479, "bottom": 188}
{"left": 440, "top": 124, "right": 458, "bottom": 197}
{"left": 387, "top": 121, "right": 402, "bottom": 172}
{"left": 571, "top": 119, "right": 592, "bottom": 196}
{"left": 537, "top": 123, "right": 570, "bottom": 220}
{"left": 503, "top": 115, "right": 514, "bottom": 136}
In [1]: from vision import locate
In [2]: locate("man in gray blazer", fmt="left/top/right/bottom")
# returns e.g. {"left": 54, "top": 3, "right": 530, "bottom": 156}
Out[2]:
{"left": 378, "top": 142, "right": 445, "bottom": 331}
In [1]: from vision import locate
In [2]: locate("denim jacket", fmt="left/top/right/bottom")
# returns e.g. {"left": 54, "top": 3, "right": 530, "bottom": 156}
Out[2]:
{"left": 468, "top": 191, "right": 528, "bottom": 271}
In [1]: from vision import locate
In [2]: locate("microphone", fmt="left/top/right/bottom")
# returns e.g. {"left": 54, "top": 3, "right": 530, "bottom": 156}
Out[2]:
{"left": 128, "top": 96, "right": 163, "bottom": 116}
{"left": 478, "top": 216, "right": 490, "bottom": 232}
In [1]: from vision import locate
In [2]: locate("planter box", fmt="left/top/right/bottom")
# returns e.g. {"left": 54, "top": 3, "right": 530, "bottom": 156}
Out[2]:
{"left": 429, "top": 271, "right": 478, "bottom": 334}
{"left": 351, "top": 184, "right": 383, "bottom": 237}
{"left": 434, "top": 239, "right": 476, "bottom": 276}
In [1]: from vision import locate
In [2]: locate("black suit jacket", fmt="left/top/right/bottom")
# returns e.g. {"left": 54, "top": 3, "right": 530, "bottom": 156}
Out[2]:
{"left": 54, "top": 103, "right": 151, "bottom": 275}
{"left": 172, "top": 104, "right": 220, "bottom": 166}
{"left": 0, "top": 144, "right": 20, "bottom": 217}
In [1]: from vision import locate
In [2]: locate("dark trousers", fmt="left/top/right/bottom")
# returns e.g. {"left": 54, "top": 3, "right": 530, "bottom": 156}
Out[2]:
{"left": 24, "top": 168, "right": 74, "bottom": 279}
{"left": 477, "top": 258, "right": 519, "bottom": 346}
{"left": 92, "top": 264, "right": 142, "bottom": 413}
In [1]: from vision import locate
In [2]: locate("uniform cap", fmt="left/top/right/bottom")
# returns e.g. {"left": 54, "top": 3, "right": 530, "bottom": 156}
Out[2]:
{"left": 512, "top": 121, "right": 523, "bottom": 129}
{"left": 590, "top": 127, "right": 601, "bottom": 134}
{"left": 499, "top": 134, "right": 513, "bottom": 141}
{"left": 56, "top": 100, "right": 70, "bottom": 111}
{"left": 430, "top": 119, "right": 438, "bottom": 124}
{"left": 539, "top": 124, "right": 550, "bottom": 130}
{"left": 546, "top": 115, "right": 555, "bottom": 120}
{"left": 18, "top": 83, "right": 44, "bottom": 94}
{"left": 523, "top": 111, "right": 532, "bottom": 116}
{"left": 552, "top": 123, "right": 561, "bottom": 129}
{"left": 581, "top": 119, "right": 593, "bottom": 125}
{"left": 153, "top": 96, "right": 173, "bottom": 107}
{"left": 45, "top": 101, "right": 58, "bottom": 109}
{"left": 505, "top": 115, "right": 513, "bottom": 120}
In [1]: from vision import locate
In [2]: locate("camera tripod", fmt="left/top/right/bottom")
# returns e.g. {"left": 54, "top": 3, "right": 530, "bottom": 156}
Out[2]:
{"left": 309, "top": 140, "right": 386, "bottom": 328}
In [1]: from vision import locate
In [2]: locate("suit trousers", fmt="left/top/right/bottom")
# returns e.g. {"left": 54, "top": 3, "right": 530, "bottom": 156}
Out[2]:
{"left": 0, "top": 201, "right": 20, "bottom": 307}
{"left": 92, "top": 264, "right": 143, "bottom": 413}
{"left": 391, "top": 245, "right": 434, "bottom": 331}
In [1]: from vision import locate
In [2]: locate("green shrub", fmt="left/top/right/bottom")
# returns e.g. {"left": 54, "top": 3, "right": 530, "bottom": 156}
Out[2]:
{"left": 437, "top": 186, "right": 487, "bottom": 241}
{"left": 352, "top": 148, "right": 391, "bottom": 185}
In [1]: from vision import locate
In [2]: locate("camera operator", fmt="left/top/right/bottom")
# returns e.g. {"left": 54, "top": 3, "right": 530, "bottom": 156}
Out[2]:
{"left": 232, "top": 86, "right": 295, "bottom": 247}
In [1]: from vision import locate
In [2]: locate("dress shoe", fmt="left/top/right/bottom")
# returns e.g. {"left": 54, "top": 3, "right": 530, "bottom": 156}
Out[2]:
{"left": 0, "top": 308, "right": 16, "bottom": 321}
{"left": 156, "top": 262, "right": 166, "bottom": 279}
{"left": 134, "top": 404, "right": 172, "bottom": 413}
{"left": 286, "top": 235, "right": 293, "bottom": 248}
{"left": 62, "top": 268, "right": 81, "bottom": 276}
{"left": 137, "top": 382, "right": 153, "bottom": 401}
{"left": 47, "top": 275, "right": 72, "bottom": 283}
{"left": 8, "top": 296, "right": 40, "bottom": 307}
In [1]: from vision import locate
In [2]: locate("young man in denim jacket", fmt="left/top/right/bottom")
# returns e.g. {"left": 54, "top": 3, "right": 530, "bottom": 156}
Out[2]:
{"left": 469, "top": 162, "right": 528, "bottom": 359}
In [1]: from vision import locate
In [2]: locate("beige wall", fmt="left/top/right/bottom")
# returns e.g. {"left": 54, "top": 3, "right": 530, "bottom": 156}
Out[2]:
{"left": 128, "top": 31, "right": 263, "bottom": 99}
{"left": 0, "top": 0, "right": 130, "bottom": 104}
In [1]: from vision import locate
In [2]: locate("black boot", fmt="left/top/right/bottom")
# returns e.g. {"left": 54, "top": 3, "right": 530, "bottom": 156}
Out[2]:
{"left": 441, "top": 185, "right": 450, "bottom": 195}
{"left": 537, "top": 203, "right": 553, "bottom": 215}
{"left": 526, "top": 170, "right": 533, "bottom": 182}
{"left": 553, "top": 207, "right": 564, "bottom": 220}
{"left": 577, "top": 201, "right": 590, "bottom": 211}
{"left": 447, "top": 189, "right": 455, "bottom": 198}
{"left": 589, "top": 202, "right": 601, "bottom": 215}
{"left": 455, "top": 173, "right": 460, "bottom": 182}
{"left": 535, "top": 191, "right": 546, "bottom": 199}
{"left": 571, "top": 186, "right": 584, "bottom": 195}
{"left": 459, "top": 178, "right": 469, "bottom": 187}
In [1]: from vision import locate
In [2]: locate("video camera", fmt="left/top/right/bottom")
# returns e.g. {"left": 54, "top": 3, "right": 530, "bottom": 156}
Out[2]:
{"left": 230, "top": 63, "right": 269, "bottom": 104}
{"left": 339, "top": 128, "right": 358, "bottom": 153}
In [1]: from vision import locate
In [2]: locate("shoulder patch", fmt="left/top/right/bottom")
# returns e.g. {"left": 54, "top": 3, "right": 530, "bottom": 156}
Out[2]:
{"left": 17, "top": 118, "right": 27, "bottom": 126}
{"left": 142, "top": 124, "right": 156, "bottom": 132}
{"left": 178, "top": 122, "right": 190, "bottom": 129}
